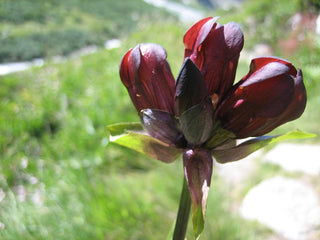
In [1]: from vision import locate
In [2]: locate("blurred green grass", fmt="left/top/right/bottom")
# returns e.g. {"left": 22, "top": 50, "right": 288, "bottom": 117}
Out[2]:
{"left": 0, "top": 0, "right": 174, "bottom": 62}
{"left": 0, "top": 23, "right": 268, "bottom": 240}
{"left": 0, "top": 0, "right": 319, "bottom": 239}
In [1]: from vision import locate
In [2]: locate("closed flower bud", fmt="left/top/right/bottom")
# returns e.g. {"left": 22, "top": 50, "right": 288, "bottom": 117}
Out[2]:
{"left": 184, "top": 17, "right": 244, "bottom": 100}
{"left": 217, "top": 57, "right": 307, "bottom": 138}
{"left": 119, "top": 43, "right": 176, "bottom": 113}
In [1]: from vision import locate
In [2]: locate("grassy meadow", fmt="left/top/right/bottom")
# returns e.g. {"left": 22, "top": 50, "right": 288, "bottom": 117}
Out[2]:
{"left": 0, "top": 0, "right": 174, "bottom": 62}
{"left": 0, "top": 0, "right": 319, "bottom": 239}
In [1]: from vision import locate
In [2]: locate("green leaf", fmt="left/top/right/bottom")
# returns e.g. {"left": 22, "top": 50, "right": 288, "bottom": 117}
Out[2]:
{"left": 212, "top": 130, "right": 316, "bottom": 163}
{"left": 179, "top": 99, "right": 214, "bottom": 145}
{"left": 107, "top": 122, "right": 182, "bottom": 163}
{"left": 205, "top": 126, "right": 235, "bottom": 149}
{"left": 268, "top": 130, "right": 316, "bottom": 144}
{"left": 107, "top": 122, "right": 143, "bottom": 136}
{"left": 192, "top": 206, "right": 204, "bottom": 240}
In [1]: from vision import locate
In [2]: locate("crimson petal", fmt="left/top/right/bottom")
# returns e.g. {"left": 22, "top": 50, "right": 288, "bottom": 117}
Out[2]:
{"left": 184, "top": 17, "right": 244, "bottom": 100}
{"left": 249, "top": 69, "right": 306, "bottom": 135}
{"left": 217, "top": 57, "right": 306, "bottom": 138}
{"left": 119, "top": 43, "right": 176, "bottom": 113}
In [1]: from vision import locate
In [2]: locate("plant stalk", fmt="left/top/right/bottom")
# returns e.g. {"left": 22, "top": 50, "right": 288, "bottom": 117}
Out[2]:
{"left": 173, "top": 177, "right": 191, "bottom": 240}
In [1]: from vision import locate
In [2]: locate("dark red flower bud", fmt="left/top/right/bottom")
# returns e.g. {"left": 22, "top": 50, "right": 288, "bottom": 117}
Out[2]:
{"left": 217, "top": 57, "right": 306, "bottom": 138}
{"left": 119, "top": 43, "right": 176, "bottom": 113}
{"left": 183, "top": 17, "right": 244, "bottom": 100}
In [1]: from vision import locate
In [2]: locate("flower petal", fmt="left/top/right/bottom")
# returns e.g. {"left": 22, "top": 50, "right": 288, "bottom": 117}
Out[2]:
{"left": 183, "top": 17, "right": 218, "bottom": 54}
{"left": 175, "top": 58, "right": 209, "bottom": 115}
{"left": 119, "top": 43, "right": 176, "bottom": 113}
{"left": 268, "top": 69, "right": 306, "bottom": 122}
{"left": 183, "top": 148, "right": 213, "bottom": 238}
{"left": 217, "top": 57, "right": 306, "bottom": 138}
{"left": 140, "top": 109, "right": 186, "bottom": 148}
{"left": 249, "top": 69, "right": 306, "bottom": 135}
{"left": 184, "top": 17, "right": 244, "bottom": 99}
{"left": 247, "top": 56, "right": 297, "bottom": 76}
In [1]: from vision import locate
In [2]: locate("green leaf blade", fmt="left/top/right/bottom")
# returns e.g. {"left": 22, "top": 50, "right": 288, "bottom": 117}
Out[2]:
{"left": 107, "top": 122, "right": 182, "bottom": 163}
{"left": 107, "top": 122, "right": 143, "bottom": 136}
{"left": 192, "top": 206, "right": 204, "bottom": 240}
{"left": 213, "top": 130, "right": 316, "bottom": 164}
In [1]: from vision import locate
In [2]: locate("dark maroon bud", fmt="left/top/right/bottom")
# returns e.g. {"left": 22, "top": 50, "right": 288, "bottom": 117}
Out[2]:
{"left": 184, "top": 17, "right": 244, "bottom": 100}
{"left": 217, "top": 57, "right": 306, "bottom": 138}
{"left": 119, "top": 43, "right": 176, "bottom": 113}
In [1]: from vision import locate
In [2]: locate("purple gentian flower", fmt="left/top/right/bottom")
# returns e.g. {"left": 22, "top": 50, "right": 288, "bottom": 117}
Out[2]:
{"left": 118, "top": 17, "right": 307, "bottom": 237}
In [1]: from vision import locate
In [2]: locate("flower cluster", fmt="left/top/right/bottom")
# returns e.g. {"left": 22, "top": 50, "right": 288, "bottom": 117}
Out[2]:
{"left": 117, "top": 17, "right": 306, "bottom": 237}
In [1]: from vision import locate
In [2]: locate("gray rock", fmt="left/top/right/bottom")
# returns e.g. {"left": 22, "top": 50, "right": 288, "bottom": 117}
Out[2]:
{"left": 214, "top": 150, "right": 261, "bottom": 185}
{"left": 241, "top": 176, "right": 320, "bottom": 240}
{"left": 263, "top": 144, "right": 320, "bottom": 175}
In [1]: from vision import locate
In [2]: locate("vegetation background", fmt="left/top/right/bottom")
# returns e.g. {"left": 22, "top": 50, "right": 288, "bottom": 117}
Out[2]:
{"left": 0, "top": 0, "right": 319, "bottom": 239}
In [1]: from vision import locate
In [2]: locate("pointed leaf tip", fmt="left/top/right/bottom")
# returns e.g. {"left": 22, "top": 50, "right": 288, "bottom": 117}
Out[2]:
{"left": 107, "top": 122, "right": 182, "bottom": 162}
{"left": 212, "top": 130, "right": 316, "bottom": 163}
{"left": 107, "top": 122, "right": 143, "bottom": 136}
{"left": 193, "top": 206, "right": 204, "bottom": 239}
{"left": 175, "top": 58, "right": 208, "bottom": 115}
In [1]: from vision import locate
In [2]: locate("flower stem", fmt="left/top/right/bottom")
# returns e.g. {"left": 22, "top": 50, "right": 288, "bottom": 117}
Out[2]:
{"left": 173, "top": 177, "right": 191, "bottom": 240}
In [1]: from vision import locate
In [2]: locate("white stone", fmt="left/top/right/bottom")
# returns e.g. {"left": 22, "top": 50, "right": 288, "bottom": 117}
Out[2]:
{"left": 143, "top": 0, "right": 204, "bottom": 23}
{"left": 0, "top": 58, "right": 43, "bottom": 75}
{"left": 215, "top": 150, "right": 261, "bottom": 184}
{"left": 263, "top": 144, "right": 320, "bottom": 175}
{"left": 104, "top": 39, "right": 121, "bottom": 50}
{"left": 241, "top": 176, "right": 320, "bottom": 240}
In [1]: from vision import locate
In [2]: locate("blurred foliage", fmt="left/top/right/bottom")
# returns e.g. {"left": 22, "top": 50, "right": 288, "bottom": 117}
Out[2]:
{"left": 214, "top": 0, "right": 301, "bottom": 48}
{"left": 299, "top": 0, "right": 320, "bottom": 12}
{"left": 0, "top": 29, "right": 100, "bottom": 62}
{"left": 0, "top": 0, "right": 174, "bottom": 62}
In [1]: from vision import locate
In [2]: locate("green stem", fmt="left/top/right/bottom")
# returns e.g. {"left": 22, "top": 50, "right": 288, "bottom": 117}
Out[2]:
{"left": 173, "top": 177, "right": 191, "bottom": 240}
